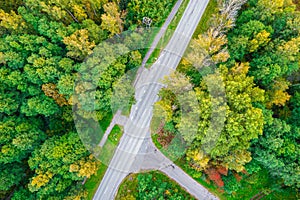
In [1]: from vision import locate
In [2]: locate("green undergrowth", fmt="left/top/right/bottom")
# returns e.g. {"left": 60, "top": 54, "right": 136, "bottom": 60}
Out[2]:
{"left": 175, "top": 157, "right": 299, "bottom": 200}
{"left": 115, "top": 171, "right": 195, "bottom": 200}
{"left": 152, "top": 134, "right": 299, "bottom": 200}
{"left": 96, "top": 112, "right": 113, "bottom": 143}
{"left": 192, "top": 0, "right": 218, "bottom": 37}
{"left": 85, "top": 164, "right": 108, "bottom": 200}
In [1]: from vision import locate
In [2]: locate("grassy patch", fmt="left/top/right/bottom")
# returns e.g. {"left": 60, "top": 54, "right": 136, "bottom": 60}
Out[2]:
{"left": 192, "top": 0, "right": 218, "bottom": 37}
{"left": 115, "top": 171, "right": 195, "bottom": 200}
{"left": 224, "top": 169, "right": 299, "bottom": 200}
{"left": 98, "top": 125, "right": 123, "bottom": 165}
{"left": 108, "top": 125, "right": 123, "bottom": 146}
{"left": 174, "top": 157, "right": 299, "bottom": 200}
{"left": 115, "top": 173, "right": 139, "bottom": 199}
{"left": 100, "top": 112, "right": 113, "bottom": 131}
{"left": 85, "top": 164, "right": 108, "bottom": 200}
{"left": 145, "top": 0, "right": 190, "bottom": 66}
{"left": 96, "top": 112, "right": 113, "bottom": 143}
{"left": 85, "top": 125, "right": 123, "bottom": 200}
{"left": 151, "top": 133, "right": 163, "bottom": 150}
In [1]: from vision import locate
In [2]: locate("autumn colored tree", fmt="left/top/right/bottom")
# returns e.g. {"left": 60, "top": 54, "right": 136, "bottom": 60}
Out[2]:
{"left": 28, "top": 132, "right": 99, "bottom": 198}
{"left": 63, "top": 29, "right": 95, "bottom": 60}
{"left": 101, "top": 2, "right": 124, "bottom": 36}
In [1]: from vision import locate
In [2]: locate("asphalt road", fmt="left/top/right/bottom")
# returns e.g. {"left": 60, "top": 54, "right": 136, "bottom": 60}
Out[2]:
{"left": 140, "top": 0, "right": 184, "bottom": 67}
{"left": 93, "top": 0, "right": 211, "bottom": 199}
{"left": 140, "top": 140, "right": 219, "bottom": 200}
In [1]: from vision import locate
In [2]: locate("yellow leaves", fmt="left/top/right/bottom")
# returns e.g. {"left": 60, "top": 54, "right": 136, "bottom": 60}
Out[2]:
{"left": 221, "top": 150, "right": 252, "bottom": 172}
{"left": 69, "top": 163, "right": 79, "bottom": 172}
{"left": 277, "top": 37, "right": 300, "bottom": 61}
{"left": 42, "top": 83, "right": 69, "bottom": 106}
{"left": 266, "top": 79, "right": 291, "bottom": 108}
{"left": 162, "top": 71, "right": 192, "bottom": 94}
{"left": 257, "top": 0, "right": 284, "bottom": 13}
{"left": 206, "top": 29, "right": 228, "bottom": 54}
{"left": 0, "top": 52, "right": 5, "bottom": 64}
{"left": 30, "top": 171, "right": 53, "bottom": 190}
{"left": 0, "top": 9, "right": 26, "bottom": 32}
{"left": 212, "top": 50, "right": 230, "bottom": 64}
{"left": 286, "top": 16, "right": 300, "bottom": 32}
{"left": 186, "top": 149, "right": 210, "bottom": 171}
{"left": 101, "top": 2, "right": 124, "bottom": 36}
{"left": 230, "top": 62, "right": 250, "bottom": 75}
{"left": 1, "top": 145, "right": 9, "bottom": 154}
{"left": 249, "top": 30, "right": 271, "bottom": 52}
{"left": 270, "top": 90, "right": 291, "bottom": 106}
{"left": 154, "top": 100, "right": 173, "bottom": 122}
{"left": 63, "top": 29, "right": 95, "bottom": 60}
{"left": 120, "top": 194, "right": 136, "bottom": 200}
{"left": 27, "top": 0, "right": 101, "bottom": 23}
{"left": 69, "top": 156, "right": 99, "bottom": 178}
{"left": 103, "top": 2, "right": 119, "bottom": 17}
{"left": 186, "top": 28, "right": 229, "bottom": 68}
{"left": 165, "top": 189, "right": 171, "bottom": 195}
{"left": 73, "top": 4, "right": 87, "bottom": 21}
{"left": 39, "top": 1, "right": 66, "bottom": 21}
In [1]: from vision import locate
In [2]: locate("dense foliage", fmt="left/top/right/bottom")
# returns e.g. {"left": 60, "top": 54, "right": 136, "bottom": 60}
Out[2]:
{"left": 152, "top": 0, "right": 299, "bottom": 198}
{"left": 116, "top": 171, "right": 195, "bottom": 200}
{"left": 0, "top": 0, "right": 157, "bottom": 198}
{"left": 1, "top": 0, "right": 299, "bottom": 199}
{"left": 228, "top": 0, "right": 300, "bottom": 190}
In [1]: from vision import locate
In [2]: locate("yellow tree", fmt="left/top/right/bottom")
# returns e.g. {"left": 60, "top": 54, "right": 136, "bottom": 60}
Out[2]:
{"left": 69, "top": 155, "right": 99, "bottom": 178}
{"left": 63, "top": 29, "right": 95, "bottom": 60}
{"left": 182, "top": 63, "right": 265, "bottom": 172}
{"left": 101, "top": 2, "right": 124, "bottom": 36}
{"left": 248, "top": 30, "right": 271, "bottom": 52}
{"left": 29, "top": 171, "right": 53, "bottom": 191}
{"left": 42, "top": 83, "right": 69, "bottom": 106}
{"left": 186, "top": 28, "right": 230, "bottom": 69}
{"left": 266, "top": 79, "right": 291, "bottom": 108}
{"left": 0, "top": 9, "right": 26, "bottom": 33}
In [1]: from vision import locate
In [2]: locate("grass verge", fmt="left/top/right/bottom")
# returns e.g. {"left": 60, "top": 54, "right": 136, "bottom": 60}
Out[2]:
{"left": 85, "top": 125, "right": 123, "bottom": 200}
{"left": 85, "top": 164, "right": 108, "bottom": 200}
{"left": 146, "top": 0, "right": 190, "bottom": 66}
{"left": 192, "top": 0, "right": 218, "bottom": 37}
{"left": 96, "top": 112, "right": 113, "bottom": 143}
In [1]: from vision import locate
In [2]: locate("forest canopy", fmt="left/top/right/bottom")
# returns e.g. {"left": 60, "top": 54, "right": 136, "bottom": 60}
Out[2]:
{"left": 0, "top": 0, "right": 299, "bottom": 199}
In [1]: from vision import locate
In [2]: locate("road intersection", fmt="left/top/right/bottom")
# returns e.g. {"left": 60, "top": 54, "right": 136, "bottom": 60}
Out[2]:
{"left": 93, "top": 0, "right": 218, "bottom": 199}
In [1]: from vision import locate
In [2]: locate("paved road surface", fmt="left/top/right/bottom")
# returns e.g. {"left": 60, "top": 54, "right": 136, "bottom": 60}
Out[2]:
{"left": 93, "top": 0, "right": 213, "bottom": 199}
{"left": 140, "top": 140, "right": 218, "bottom": 200}
{"left": 141, "top": 0, "right": 184, "bottom": 67}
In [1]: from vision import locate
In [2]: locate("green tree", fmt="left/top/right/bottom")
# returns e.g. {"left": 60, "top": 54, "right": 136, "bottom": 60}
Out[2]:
{"left": 157, "top": 63, "right": 265, "bottom": 172}
{"left": 252, "top": 117, "right": 300, "bottom": 188}
{"left": 21, "top": 95, "right": 60, "bottom": 117}
{"left": 63, "top": 29, "right": 95, "bottom": 60}
{"left": 0, "top": 163, "right": 25, "bottom": 192}
{"left": 28, "top": 132, "right": 98, "bottom": 198}
{"left": 0, "top": 117, "right": 46, "bottom": 164}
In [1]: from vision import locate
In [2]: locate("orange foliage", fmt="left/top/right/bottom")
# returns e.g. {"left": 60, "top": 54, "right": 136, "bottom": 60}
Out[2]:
{"left": 233, "top": 172, "right": 243, "bottom": 182}
{"left": 205, "top": 168, "right": 224, "bottom": 187}
{"left": 42, "top": 83, "right": 69, "bottom": 106}
{"left": 217, "top": 166, "right": 228, "bottom": 176}
{"left": 157, "top": 123, "right": 174, "bottom": 148}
